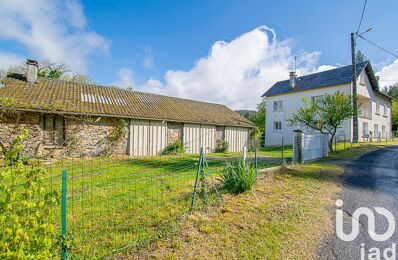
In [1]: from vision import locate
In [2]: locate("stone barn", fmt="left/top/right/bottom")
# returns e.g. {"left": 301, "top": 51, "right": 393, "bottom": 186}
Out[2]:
{"left": 0, "top": 60, "right": 253, "bottom": 157}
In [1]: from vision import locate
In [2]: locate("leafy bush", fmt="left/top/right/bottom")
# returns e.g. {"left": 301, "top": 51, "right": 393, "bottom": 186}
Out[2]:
{"left": 215, "top": 139, "right": 229, "bottom": 153}
{"left": 162, "top": 139, "right": 185, "bottom": 155}
{"left": 221, "top": 159, "right": 257, "bottom": 194}
{"left": 0, "top": 129, "right": 59, "bottom": 258}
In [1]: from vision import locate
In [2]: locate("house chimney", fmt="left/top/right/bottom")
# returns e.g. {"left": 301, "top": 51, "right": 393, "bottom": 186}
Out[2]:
{"left": 26, "top": 59, "right": 38, "bottom": 83}
{"left": 289, "top": 71, "right": 297, "bottom": 88}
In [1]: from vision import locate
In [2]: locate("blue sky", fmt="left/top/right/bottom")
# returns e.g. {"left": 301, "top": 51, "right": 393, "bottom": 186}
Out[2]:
{"left": 0, "top": 0, "right": 398, "bottom": 109}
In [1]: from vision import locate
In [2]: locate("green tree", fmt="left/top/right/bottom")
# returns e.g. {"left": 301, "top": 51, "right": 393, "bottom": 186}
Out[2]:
{"left": 382, "top": 83, "right": 398, "bottom": 99}
{"left": 236, "top": 101, "right": 266, "bottom": 146}
{"left": 382, "top": 83, "right": 398, "bottom": 132}
{"left": 287, "top": 91, "right": 354, "bottom": 152}
{"left": 356, "top": 50, "right": 367, "bottom": 63}
{"left": 393, "top": 100, "right": 398, "bottom": 132}
{"left": 0, "top": 59, "right": 94, "bottom": 84}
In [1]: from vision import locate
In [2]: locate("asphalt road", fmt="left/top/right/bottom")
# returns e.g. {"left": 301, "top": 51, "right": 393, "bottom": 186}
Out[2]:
{"left": 320, "top": 146, "right": 398, "bottom": 260}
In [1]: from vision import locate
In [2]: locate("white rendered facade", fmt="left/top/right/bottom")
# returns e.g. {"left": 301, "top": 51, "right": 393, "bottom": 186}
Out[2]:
{"left": 264, "top": 70, "right": 392, "bottom": 146}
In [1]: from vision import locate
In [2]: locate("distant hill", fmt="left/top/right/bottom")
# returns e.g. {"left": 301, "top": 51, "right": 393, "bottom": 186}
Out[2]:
{"left": 235, "top": 110, "right": 257, "bottom": 119}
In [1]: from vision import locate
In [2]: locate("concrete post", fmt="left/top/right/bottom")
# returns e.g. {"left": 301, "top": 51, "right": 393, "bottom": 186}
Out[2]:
{"left": 321, "top": 134, "right": 329, "bottom": 158}
{"left": 293, "top": 130, "right": 304, "bottom": 163}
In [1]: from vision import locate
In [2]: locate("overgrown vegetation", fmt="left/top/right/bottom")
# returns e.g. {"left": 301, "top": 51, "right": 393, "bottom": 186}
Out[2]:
{"left": 215, "top": 139, "right": 229, "bottom": 153}
{"left": 0, "top": 129, "right": 59, "bottom": 258}
{"left": 221, "top": 159, "right": 257, "bottom": 194}
{"left": 162, "top": 139, "right": 185, "bottom": 155}
{"left": 108, "top": 119, "right": 128, "bottom": 142}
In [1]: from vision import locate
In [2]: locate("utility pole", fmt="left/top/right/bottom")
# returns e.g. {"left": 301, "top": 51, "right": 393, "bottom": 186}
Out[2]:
{"left": 351, "top": 32, "right": 359, "bottom": 143}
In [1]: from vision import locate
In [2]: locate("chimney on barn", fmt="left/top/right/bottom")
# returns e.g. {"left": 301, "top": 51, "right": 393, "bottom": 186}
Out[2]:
{"left": 26, "top": 59, "right": 38, "bottom": 83}
{"left": 289, "top": 71, "right": 297, "bottom": 88}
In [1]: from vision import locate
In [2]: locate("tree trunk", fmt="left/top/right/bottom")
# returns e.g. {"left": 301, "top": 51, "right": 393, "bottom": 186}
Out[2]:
{"left": 329, "top": 134, "right": 335, "bottom": 153}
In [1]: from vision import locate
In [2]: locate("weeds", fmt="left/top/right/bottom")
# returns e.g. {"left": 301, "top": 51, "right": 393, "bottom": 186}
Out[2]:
{"left": 221, "top": 159, "right": 257, "bottom": 194}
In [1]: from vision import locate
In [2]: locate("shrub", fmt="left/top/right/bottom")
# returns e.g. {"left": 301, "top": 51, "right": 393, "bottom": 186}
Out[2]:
{"left": 215, "top": 139, "right": 229, "bottom": 153}
{"left": 220, "top": 159, "right": 257, "bottom": 194}
{"left": 162, "top": 139, "right": 185, "bottom": 155}
{"left": 0, "top": 129, "right": 59, "bottom": 258}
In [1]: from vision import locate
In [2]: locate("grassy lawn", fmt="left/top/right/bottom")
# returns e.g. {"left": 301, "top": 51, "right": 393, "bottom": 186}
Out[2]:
{"left": 3, "top": 141, "right": 395, "bottom": 258}
{"left": 126, "top": 140, "right": 398, "bottom": 259}
{"left": 2, "top": 153, "right": 274, "bottom": 259}
{"left": 132, "top": 163, "right": 343, "bottom": 259}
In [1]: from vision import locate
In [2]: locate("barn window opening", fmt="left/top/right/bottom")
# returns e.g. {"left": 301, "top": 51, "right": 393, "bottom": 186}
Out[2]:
{"left": 43, "top": 115, "right": 65, "bottom": 146}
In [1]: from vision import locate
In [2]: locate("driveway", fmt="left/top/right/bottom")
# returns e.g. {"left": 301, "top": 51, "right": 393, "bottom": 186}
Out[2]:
{"left": 320, "top": 146, "right": 398, "bottom": 259}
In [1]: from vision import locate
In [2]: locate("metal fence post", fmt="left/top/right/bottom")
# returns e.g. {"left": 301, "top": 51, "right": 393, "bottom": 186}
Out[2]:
{"left": 190, "top": 148, "right": 203, "bottom": 211}
{"left": 61, "top": 169, "right": 67, "bottom": 260}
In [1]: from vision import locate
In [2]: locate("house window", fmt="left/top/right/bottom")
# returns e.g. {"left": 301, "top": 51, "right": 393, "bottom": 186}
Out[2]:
{"left": 273, "top": 101, "right": 283, "bottom": 112}
{"left": 274, "top": 121, "right": 282, "bottom": 131}
{"left": 311, "top": 95, "right": 324, "bottom": 105}
{"left": 383, "top": 104, "right": 388, "bottom": 117}
{"left": 363, "top": 122, "right": 369, "bottom": 137}
{"left": 43, "top": 115, "right": 65, "bottom": 146}
{"left": 374, "top": 124, "right": 379, "bottom": 138}
{"left": 376, "top": 101, "right": 380, "bottom": 114}
{"left": 382, "top": 125, "right": 386, "bottom": 138}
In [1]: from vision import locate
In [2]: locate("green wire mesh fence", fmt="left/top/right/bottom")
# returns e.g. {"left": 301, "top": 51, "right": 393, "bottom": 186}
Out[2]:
{"left": 0, "top": 142, "right": 290, "bottom": 258}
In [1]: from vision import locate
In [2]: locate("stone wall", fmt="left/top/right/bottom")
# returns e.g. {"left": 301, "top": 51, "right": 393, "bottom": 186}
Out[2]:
{"left": 0, "top": 112, "right": 128, "bottom": 158}
{"left": 0, "top": 112, "right": 43, "bottom": 157}
{"left": 167, "top": 122, "right": 183, "bottom": 145}
{"left": 215, "top": 126, "right": 225, "bottom": 142}
{"left": 65, "top": 117, "right": 128, "bottom": 157}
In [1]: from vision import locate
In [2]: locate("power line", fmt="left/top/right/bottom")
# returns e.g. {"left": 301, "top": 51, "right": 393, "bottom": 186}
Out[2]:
{"left": 357, "top": 35, "right": 398, "bottom": 59}
{"left": 356, "top": 0, "right": 368, "bottom": 33}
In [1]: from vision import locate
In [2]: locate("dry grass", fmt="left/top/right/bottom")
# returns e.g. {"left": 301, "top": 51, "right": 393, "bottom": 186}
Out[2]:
{"left": 125, "top": 163, "right": 343, "bottom": 259}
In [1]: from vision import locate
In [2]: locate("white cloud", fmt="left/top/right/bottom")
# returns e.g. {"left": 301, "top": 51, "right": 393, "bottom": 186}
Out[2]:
{"left": 376, "top": 59, "right": 398, "bottom": 88}
{"left": 142, "top": 47, "right": 154, "bottom": 69}
{"left": 140, "top": 25, "right": 323, "bottom": 109}
{"left": 114, "top": 68, "right": 135, "bottom": 88}
{"left": 0, "top": 0, "right": 110, "bottom": 71}
{"left": 314, "top": 65, "right": 338, "bottom": 73}
{"left": 0, "top": 52, "right": 24, "bottom": 69}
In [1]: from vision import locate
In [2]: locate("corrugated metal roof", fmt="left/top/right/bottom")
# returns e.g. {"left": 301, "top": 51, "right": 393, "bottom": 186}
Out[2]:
{"left": 0, "top": 75, "right": 254, "bottom": 128}
{"left": 262, "top": 62, "right": 369, "bottom": 97}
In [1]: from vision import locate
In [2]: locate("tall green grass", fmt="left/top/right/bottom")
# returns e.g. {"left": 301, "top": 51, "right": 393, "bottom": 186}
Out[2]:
{"left": 221, "top": 159, "right": 257, "bottom": 194}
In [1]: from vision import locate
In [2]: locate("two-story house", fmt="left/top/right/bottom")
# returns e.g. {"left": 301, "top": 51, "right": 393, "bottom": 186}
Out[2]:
{"left": 261, "top": 62, "right": 392, "bottom": 145}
